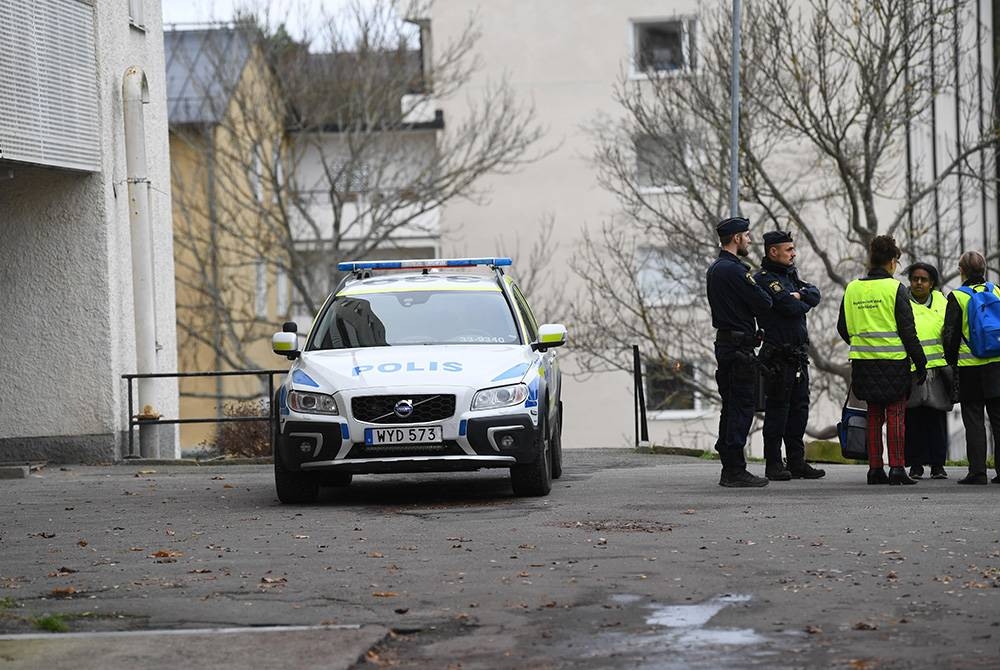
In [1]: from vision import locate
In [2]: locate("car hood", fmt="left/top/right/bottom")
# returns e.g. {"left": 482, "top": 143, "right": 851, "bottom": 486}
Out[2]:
{"left": 292, "top": 345, "right": 536, "bottom": 392}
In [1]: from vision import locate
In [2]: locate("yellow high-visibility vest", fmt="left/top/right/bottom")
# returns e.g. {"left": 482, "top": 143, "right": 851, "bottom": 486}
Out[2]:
{"left": 910, "top": 290, "right": 947, "bottom": 370}
{"left": 952, "top": 283, "right": 1000, "bottom": 367}
{"left": 844, "top": 278, "right": 906, "bottom": 360}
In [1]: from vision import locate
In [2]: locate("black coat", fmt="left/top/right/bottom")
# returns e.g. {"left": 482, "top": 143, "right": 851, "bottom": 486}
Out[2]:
{"left": 942, "top": 275, "right": 1000, "bottom": 401}
{"left": 706, "top": 250, "right": 773, "bottom": 334}
{"left": 754, "top": 258, "right": 821, "bottom": 346}
{"left": 837, "top": 269, "right": 926, "bottom": 403}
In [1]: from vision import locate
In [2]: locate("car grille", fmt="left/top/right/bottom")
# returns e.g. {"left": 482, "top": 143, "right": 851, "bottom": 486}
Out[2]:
{"left": 351, "top": 394, "right": 456, "bottom": 424}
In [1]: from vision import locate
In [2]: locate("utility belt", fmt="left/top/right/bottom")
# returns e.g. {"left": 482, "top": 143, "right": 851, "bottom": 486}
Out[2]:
{"left": 716, "top": 329, "right": 763, "bottom": 348}
{"left": 759, "top": 341, "right": 810, "bottom": 364}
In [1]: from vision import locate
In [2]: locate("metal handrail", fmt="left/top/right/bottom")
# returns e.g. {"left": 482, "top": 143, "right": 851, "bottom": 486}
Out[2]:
{"left": 121, "top": 369, "right": 288, "bottom": 459}
{"left": 632, "top": 345, "right": 649, "bottom": 448}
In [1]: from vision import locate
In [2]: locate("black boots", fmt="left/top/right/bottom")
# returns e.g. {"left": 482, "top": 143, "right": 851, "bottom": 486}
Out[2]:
{"left": 789, "top": 461, "right": 826, "bottom": 479}
{"left": 930, "top": 465, "right": 948, "bottom": 479}
{"left": 957, "top": 472, "right": 988, "bottom": 485}
{"left": 867, "top": 468, "right": 889, "bottom": 485}
{"left": 888, "top": 467, "right": 917, "bottom": 485}
{"left": 908, "top": 465, "right": 924, "bottom": 479}
{"left": 720, "top": 470, "right": 769, "bottom": 487}
{"left": 765, "top": 460, "right": 792, "bottom": 481}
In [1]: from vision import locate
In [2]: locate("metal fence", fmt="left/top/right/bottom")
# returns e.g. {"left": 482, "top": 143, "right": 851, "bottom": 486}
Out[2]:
{"left": 121, "top": 369, "right": 287, "bottom": 458}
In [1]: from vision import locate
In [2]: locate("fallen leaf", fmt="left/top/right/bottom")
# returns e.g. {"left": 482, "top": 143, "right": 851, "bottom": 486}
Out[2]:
{"left": 373, "top": 591, "right": 398, "bottom": 598}
{"left": 369, "top": 552, "right": 384, "bottom": 558}
{"left": 394, "top": 607, "right": 409, "bottom": 614}
{"left": 805, "top": 625, "right": 822, "bottom": 634}
{"left": 518, "top": 544, "right": 536, "bottom": 550}
{"left": 165, "top": 529, "right": 175, "bottom": 536}
{"left": 137, "top": 469, "right": 156, "bottom": 475}
{"left": 292, "top": 534, "right": 310, "bottom": 539}
{"left": 260, "top": 576, "right": 287, "bottom": 584}
{"left": 51, "top": 586, "right": 77, "bottom": 596}
{"left": 77, "top": 540, "right": 88, "bottom": 547}
{"left": 223, "top": 484, "right": 235, "bottom": 489}
{"left": 211, "top": 476, "right": 225, "bottom": 480}
{"left": 29, "top": 532, "right": 56, "bottom": 539}
{"left": 149, "top": 550, "right": 183, "bottom": 558}
{"left": 188, "top": 569, "right": 212, "bottom": 574}
{"left": 47, "top": 567, "right": 78, "bottom": 577}
{"left": 852, "top": 622, "right": 878, "bottom": 631}
{"left": 682, "top": 509, "right": 696, "bottom": 515}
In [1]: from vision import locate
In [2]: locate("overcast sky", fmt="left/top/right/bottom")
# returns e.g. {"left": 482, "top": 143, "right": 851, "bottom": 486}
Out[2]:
{"left": 161, "top": 0, "right": 336, "bottom": 35}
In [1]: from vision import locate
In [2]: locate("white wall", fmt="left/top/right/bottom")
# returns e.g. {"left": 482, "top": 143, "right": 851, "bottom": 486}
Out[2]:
{"left": 432, "top": 0, "right": 701, "bottom": 448}
{"left": 0, "top": 0, "right": 178, "bottom": 462}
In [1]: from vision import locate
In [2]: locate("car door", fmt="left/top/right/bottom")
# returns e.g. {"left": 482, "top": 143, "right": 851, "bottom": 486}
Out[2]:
{"left": 510, "top": 282, "right": 560, "bottom": 421}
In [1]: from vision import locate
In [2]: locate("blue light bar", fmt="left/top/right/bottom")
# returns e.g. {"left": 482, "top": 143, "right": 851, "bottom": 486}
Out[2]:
{"left": 338, "top": 257, "right": 512, "bottom": 272}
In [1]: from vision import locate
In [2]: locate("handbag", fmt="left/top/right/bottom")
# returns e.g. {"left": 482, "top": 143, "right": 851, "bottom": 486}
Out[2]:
{"left": 907, "top": 366, "right": 955, "bottom": 412}
{"left": 837, "top": 391, "right": 867, "bottom": 461}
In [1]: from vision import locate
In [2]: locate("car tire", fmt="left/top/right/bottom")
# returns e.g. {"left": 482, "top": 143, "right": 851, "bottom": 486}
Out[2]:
{"left": 551, "top": 406, "right": 563, "bottom": 480}
{"left": 272, "top": 405, "right": 319, "bottom": 504}
{"left": 320, "top": 472, "right": 353, "bottom": 487}
{"left": 510, "top": 408, "right": 552, "bottom": 497}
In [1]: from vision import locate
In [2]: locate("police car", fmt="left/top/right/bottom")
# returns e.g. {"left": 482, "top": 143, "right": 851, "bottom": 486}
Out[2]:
{"left": 269, "top": 257, "right": 567, "bottom": 503}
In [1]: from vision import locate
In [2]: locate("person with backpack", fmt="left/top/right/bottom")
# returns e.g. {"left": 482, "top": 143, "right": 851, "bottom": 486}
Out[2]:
{"left": 943, "top": 250, "right": 1000, "bottom": 485}
{"left": 838, "top": 235, "right": 927, "bottom": 485}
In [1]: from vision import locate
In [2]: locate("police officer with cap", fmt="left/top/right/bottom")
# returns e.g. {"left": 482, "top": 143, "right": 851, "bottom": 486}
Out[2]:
{"left": 707, "top": 216, "right": 773, "bottom": 487}
{"left": 754, "top": 231, "right": 826, "bottom": 481}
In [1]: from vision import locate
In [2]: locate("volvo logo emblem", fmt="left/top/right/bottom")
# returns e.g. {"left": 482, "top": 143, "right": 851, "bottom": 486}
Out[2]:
{"left": 394, "top": 399, "right": 414, "bottom": 418}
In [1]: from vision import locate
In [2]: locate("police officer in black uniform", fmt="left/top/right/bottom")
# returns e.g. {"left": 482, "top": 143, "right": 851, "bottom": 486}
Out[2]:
{"left": 754, "top": 231, "right": 826, "bottom": 481}
{"left": 707, "top": 216, "right": 773, "bottom": 487}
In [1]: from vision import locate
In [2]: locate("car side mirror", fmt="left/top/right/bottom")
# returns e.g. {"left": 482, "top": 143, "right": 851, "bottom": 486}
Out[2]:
{"left": 272, "top": 331, "right": 300, "bottom": 360}
{"left": 531, "top": 323, "right": 568, "bottom": 352}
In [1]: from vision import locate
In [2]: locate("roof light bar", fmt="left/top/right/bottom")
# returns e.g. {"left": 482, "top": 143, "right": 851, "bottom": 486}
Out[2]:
{"left": 338, "top": 257, "right": 512, "bottom": 272}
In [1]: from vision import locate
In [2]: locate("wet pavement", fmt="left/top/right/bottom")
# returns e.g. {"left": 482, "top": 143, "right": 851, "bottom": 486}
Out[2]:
{"left": 1, "top": 450, "right": 999, "bottom": 668}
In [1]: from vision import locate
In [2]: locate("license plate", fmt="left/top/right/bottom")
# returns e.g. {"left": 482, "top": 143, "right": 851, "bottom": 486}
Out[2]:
{"left": 364, "top": 426, "right": 443, "bottom": 445}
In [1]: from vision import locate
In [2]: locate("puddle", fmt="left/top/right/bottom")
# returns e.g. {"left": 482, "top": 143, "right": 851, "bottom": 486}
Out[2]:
{"left": 645, "top": 594, "right": 764, "bottom": 647}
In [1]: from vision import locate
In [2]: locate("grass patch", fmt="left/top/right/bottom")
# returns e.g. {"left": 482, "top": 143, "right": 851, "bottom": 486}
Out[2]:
{"left": 32, "top": 614, "right": 69, "bottom": 633}
{"left": 0, "top": 597, "right": 16, "bottom": 610}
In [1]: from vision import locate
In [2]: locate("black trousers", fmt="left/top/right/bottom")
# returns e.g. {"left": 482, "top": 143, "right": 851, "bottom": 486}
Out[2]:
{"left": 904, "top": 406, "right": 948, "bottom": 467}
{"left": 714, "top": 343, "right": 754, "bottom": 474}
{"left": 960, "top": 397, "right": 1000, "bottom": 475}
{"left": 762, "top": 362, "right": 809, "bottom": 464}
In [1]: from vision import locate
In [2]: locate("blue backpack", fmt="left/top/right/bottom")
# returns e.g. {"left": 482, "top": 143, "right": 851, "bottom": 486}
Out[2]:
{"left": 958, "top": 282, "right": 1000, "bottom": 358}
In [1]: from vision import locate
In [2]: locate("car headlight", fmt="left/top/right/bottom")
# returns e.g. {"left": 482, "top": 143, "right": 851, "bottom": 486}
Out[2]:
{"left": 287, "top": 390, "right": 339, "bottom": 415}
{"left": 472, "top": 383, "right": 528, "bottom": 410}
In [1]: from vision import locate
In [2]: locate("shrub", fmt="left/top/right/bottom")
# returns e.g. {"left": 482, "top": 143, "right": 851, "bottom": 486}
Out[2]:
{"left": 213, "top": 399, "right": 272, "bottom": 458}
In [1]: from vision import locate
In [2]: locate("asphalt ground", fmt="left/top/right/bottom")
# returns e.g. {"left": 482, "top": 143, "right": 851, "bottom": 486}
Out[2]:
{"left": 1, "top": 450, "right": 999, "bottom": 669}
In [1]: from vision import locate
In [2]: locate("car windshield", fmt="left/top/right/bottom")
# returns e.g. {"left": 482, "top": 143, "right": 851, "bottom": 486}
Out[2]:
{"left": 308, "top": 288, "right": 522, "bottom": 349}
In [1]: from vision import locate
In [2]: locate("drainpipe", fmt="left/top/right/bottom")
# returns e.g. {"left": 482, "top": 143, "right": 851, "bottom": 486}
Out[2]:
{"left": 123, "top": 67, "right": 160, "bottom": 458}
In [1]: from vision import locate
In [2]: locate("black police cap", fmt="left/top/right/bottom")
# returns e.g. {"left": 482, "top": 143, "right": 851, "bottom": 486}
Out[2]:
{"left": 903, "top": 261, "right": 940, "bottom": 287}
{"left": 717, "top": 216, "right": 750, "bottom": 237}
{"left": 763, "top": 230, "right": 793, "bottom": 249}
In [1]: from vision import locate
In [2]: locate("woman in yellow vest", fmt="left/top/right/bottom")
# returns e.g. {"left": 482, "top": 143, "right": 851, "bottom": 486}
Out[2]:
{"left": 942, "top": 250, "right": 1000, "bottom": 485}
{"left": 903, "top": 262, "right": 951, "bottom": 479}
{"left": 837, "top": 235, "right": 927, "bottom": 485}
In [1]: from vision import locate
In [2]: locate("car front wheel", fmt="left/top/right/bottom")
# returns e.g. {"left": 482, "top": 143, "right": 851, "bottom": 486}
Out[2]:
{"left": 510, "top": 409, "right": 552, "bottom": 497}
{"left": 272, "top": 407, "right": 319, "bottom": 504}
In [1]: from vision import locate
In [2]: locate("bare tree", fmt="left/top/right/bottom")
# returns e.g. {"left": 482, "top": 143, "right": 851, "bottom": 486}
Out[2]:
{"left": 169, "top": 0, "right": 546, "bottom": 400}
{"left": 571, "top": 0, "right": 999, "bottom": 433}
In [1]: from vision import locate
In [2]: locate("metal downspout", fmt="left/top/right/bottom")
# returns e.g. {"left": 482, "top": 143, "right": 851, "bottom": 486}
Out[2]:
{"left": 123, "top": 67, "right": 159, "bottom": 458}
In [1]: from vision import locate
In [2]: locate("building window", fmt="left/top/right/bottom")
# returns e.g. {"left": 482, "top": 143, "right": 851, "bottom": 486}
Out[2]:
{"left": 635, "top": 134, "right": 681, "bottom": 189}
{"left": 646, "top": 359, "right": 696, "bottom": 411}
{"left": 255, "top": 260, "right": 268, "bottom": 318}
{"left": 128, "top": 0, "right": 145, "bottom": 30}
{"left": 276, "top": 267, "right": 289, "bottom": 317}
{"left": 632, "top": 18, "right": 697, "bottom": 74}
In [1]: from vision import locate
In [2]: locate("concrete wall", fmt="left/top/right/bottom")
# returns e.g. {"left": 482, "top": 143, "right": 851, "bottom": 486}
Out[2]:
{"left": 0, "top": 0, "right": 178, "bottom": 463}
{"left": 432, "top": 0, "right": 702, "bottom": 449}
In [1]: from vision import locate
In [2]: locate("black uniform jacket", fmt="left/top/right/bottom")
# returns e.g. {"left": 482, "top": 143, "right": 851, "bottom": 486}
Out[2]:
{"left": 837, "top": 268, "right": 926, "bottom": 403}
{"left": 942, "top": 274, "right": 1000, "bottom": 401}
{"left": 754, "top": 258, "right": 820, "bottom": 346}
{"left": 706, "top": 250, "right": 773, "bottom": 336}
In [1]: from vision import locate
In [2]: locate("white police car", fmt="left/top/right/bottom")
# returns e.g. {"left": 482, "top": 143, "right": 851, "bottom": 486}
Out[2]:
{"left": 270, "top": 257, "right": 567, "bottom": 503}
